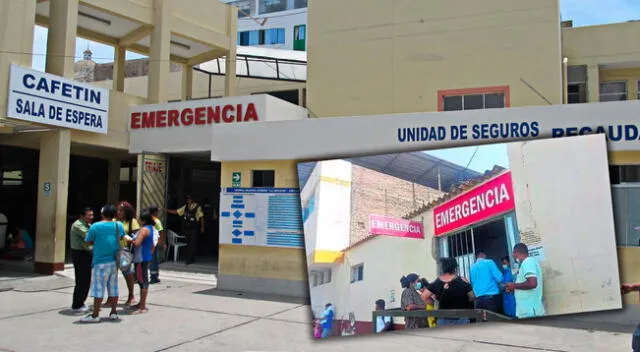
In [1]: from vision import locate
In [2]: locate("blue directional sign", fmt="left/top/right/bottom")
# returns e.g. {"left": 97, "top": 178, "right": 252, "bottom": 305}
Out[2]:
{"left": 220, "top": 188, "right": 304, "bottom": 248}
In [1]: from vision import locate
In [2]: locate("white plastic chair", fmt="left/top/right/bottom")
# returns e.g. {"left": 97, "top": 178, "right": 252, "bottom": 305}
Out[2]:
{"left": 166, "top": 230, "right": 188, "bottom": 262}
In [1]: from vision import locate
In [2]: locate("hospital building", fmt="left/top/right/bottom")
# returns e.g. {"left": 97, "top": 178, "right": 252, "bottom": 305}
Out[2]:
{"left": 1, "top": 0, "right": 640, "bottom": 328}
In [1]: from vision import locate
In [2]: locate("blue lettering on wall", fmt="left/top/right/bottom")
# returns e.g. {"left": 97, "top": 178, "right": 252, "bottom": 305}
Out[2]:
{"left": 397, "top": 122, "right": 541, "bottom": 143}
{"left": 552, "top": 125, "right": 640, "bottom": 141}
{"left": 20, "top": 73, "right": 102, "bottom": 105}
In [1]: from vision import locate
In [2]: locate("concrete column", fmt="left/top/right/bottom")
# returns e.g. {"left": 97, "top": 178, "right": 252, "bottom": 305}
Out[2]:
{"left": 35, "top": 130, "right": 71, "bottom": 275}
{"left": 0, "top": 0, "right": 36, "bottom": 118}
{"left": 45, "top": 0, "right": 79, "bottom": 78}
{"left": 107, "top": 159, "right": 121, "bottom": 205}
{"left": 587, "top": 64, "right": 600, "bottom": 103}
{"left": 181, "top": 64, "right": 193, "bottom": 101}
{"left": 147, "top": 0, "right": 172, "bottom": 104}
{"left": 113, "top": 46, "right": 126, "bottom": 92}
{"left": 224, "top": 5, "right": 238, "bottom": 97}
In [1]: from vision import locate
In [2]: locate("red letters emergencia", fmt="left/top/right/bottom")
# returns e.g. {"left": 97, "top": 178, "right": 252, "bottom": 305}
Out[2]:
{"left": 130, "top": 102, "right": 260, "bottom": 129}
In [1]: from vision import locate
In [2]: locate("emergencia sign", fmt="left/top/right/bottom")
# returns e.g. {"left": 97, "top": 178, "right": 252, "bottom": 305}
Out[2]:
{"left": 6, "top": 64, "right": 110, "bottom": 134}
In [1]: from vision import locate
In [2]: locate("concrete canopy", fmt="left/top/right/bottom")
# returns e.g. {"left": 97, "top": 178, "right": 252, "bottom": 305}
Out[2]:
{"left": 35, "top": 0, "right": 234, "bottom": 66}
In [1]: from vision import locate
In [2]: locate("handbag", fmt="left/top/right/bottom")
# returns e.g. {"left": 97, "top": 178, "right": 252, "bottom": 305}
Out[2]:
{"left": 114, "top": 222, "right": 133, "bottom": 272}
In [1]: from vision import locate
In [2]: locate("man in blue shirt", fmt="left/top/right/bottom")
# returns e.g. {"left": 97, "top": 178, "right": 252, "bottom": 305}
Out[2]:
{"left": 470, "top": 250, "right": 504, "bottom": 315}
{"left": 80, "top": 205, "right": 124, "bottom": 323}
{"left": 320, "top": 303, "right": 334, "bottom": 339}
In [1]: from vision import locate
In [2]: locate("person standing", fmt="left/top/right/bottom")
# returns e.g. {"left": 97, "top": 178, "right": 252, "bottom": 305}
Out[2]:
{"left": 621, "top": 282, "right": 640, "bottom": 351}
{"left": 80, "top": 205, "right": 124, "bottom": 323}
{"left": 127, "top": 209, "right": 155, "bottom": 315}
{"left": 470, "top": 250, "right": 504, "bottom": 315}
{"left": 505, "top": 243, "right": 545, "bottom": 319}
{"left": 421, "top": 258, "right": 475, "bottom": 326}
{"left": 148, "top": 206, "right": 166, "bottom": 284}
{"left": 166, "top": 194, "right": 204, "bottom": 265}
{"left": 116, "top": 201, "right": 140, "bottom": 306}
{"left": 319, "top": 303, "right": 335, "bottom": 338}
{"left": 399, "top": 273, "right": 427, "bottom": 329}
{"left": 70, "top": 207, "right": 94, "bottom": 313}
{"left": 500, "top": 256, "right": 517, "bottom": 318}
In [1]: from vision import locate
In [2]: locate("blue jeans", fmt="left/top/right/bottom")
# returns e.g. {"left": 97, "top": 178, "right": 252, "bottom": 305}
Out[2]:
{"left": 321, "top": 327, "right": 331, "bottom": 339}
{"left": 632, "top": 323, "right": 640, "bottom": 352}
{"left": 437, "top": 318, "right": 470, "bottom": 326}
{"left": 150, "top": 250, "right": 160, "bottom": 281}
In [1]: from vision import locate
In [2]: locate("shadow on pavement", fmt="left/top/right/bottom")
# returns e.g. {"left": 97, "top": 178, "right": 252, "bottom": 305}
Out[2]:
{"left": 194, "top": 288, "right": 310, "bottom": 305}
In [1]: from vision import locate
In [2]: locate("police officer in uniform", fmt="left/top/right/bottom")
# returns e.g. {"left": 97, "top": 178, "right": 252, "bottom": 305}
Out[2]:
{"left": 166, "top": 194, "right": 204, "bottom": 265}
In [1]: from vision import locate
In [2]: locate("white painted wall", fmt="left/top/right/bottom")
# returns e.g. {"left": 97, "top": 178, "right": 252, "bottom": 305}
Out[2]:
{"left": 315, "top": 160, "right": 352, "bottom": 254}
{"left": 507, "top": 134, "right": 622, "bottom": 316}
{"left": 237, "top": 10, "right": 307, "bottom": 51}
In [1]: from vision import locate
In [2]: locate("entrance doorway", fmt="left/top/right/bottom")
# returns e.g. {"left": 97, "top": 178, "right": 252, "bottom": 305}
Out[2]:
{"left": 439, "top": 212, "right": 519, "bottom": 277}
{"left": 165, "top": 154, "right": 221, "bottom": 265}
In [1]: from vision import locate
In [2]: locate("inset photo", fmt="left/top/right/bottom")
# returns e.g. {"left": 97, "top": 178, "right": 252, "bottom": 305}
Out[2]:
{"left": 299, "top": 134, "right": 622, "bottom": 339}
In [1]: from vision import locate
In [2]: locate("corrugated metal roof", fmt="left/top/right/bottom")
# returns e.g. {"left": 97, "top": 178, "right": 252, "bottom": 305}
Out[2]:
{"left": 403, "top": 165, "right": 508, "bottom": 220}
{"left": 296, "top": 151, "right": 481, "bottom": 192}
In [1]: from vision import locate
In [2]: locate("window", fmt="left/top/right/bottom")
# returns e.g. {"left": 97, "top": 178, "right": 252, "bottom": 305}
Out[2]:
{"left": 1, "top": 169, "right": 23, "bottom": 186}
{"left": 610, "top": 165, "right": 640, "bottom": 185}
{"left": 438, "top": 86, "right": 509, "bottom": 112}
{"left": 567, "top": 66, "right": 587, "bottom": 104}
{"left": 350, "top": 264, "right": 364, "bottom": 283}
{"left": 252, "top": 170, "right": 275, "bottom": 187}
{"left": 610, "top": 165, "right": 640, "bottom": 247}
{"left": 293, "top": 25, "right": 306, "bottom": 51}
{"left": 237, "top": 28, "right": 285, "bottom": 46}
{"left": 310, "top": 269, "right": 332, "bottom": 287}
{"left": 599, "top": 81, "right": 627, "bottom": 102}
{"left": 230, "top": 0, "right": 251, "bottom": 17}
{"left": 294, "top": 0, "right": 307, "bottom": 9}
{"left": 119, "top": 166, "right": 137, "bottom": 183}
{"left": 259, "top": 0, "right": 287, "bottom": 14}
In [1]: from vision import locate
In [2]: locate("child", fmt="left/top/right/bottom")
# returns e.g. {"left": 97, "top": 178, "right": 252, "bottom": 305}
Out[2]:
{"left": 419, "top": 277, "right": 437, "bottom": 328}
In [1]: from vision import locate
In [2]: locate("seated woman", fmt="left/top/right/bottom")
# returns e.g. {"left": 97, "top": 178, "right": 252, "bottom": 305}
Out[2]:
{"left": 5, "top": 225, "right": 33, "bottom": 260}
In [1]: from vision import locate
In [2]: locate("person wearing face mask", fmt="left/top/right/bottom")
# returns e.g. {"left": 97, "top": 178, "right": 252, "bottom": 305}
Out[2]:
{"left": 500, "top": 256, "right": 516, "bottom": 318}
{"left": 505, "top": 243, "right": 545, "bottom": 319}
{"left": 400, "top": 273, "right": 427, "bottom": 329}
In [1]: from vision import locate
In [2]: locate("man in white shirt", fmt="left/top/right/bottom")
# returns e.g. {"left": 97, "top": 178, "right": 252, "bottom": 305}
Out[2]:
{"left": 375, "top": 299, "right": 393, "bottom": 333}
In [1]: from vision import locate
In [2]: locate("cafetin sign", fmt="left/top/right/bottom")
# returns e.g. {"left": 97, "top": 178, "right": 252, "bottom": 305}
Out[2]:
{"left": 369, "top": 214, "right": 424, "bottom": 239}
{"left": 6, "top": 64, "right": 110, "bottom": 134}
{"left": 433, "top": 172, "right": 515, "bottom": 237}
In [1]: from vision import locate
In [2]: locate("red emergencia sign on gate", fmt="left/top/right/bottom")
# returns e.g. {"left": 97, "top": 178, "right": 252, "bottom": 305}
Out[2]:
{"left": 369, "top": 214, "right": 424, "bottom": 239}
{"left": 433, "top": 172, "right": 515, "bottom": 237}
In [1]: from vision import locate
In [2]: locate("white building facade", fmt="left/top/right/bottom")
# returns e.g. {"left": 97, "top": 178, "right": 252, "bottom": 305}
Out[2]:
{"left": 221, "top": 0, "right": 308, "bottom": 51}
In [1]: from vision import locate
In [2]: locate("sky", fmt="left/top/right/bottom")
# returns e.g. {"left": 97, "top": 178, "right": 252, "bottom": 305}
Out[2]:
{"left": 425, "top": 144, "right": 509, "bottom": 174}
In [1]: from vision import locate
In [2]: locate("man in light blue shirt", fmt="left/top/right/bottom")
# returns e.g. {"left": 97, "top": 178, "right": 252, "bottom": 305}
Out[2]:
{"left": 506, "top": 243, "right": 545, "bottom": 319}
{"left": 470, "top": 250, "right": 504, "bottom": 314}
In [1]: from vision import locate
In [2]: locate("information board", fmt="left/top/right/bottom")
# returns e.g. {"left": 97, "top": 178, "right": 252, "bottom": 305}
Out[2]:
{"left": 219, "top": 188, "right": 304, "bottom": 248}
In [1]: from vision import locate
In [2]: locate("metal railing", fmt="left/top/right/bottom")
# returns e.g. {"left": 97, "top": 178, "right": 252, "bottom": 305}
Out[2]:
{"left": 371, "top": 308, "right": 513, "bottom": 333}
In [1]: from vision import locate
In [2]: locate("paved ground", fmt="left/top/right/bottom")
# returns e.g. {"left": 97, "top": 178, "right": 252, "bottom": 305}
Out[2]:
{"left": 0, "top": 267, "right": 634, "bottom": 352}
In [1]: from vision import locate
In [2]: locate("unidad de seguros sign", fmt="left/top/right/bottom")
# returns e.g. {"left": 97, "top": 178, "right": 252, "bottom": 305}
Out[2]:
{"left": 433, "top": 172, "right": 515, "bottom": 237}
{"left": 7, "top": 64, "right": 110, "bottom": 134}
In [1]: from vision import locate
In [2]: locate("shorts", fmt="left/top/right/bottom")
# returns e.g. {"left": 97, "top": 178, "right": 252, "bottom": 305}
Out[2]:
{"left": 90, "top": 261, "right": 119, "bottom": 299}
{"left": 135, "top": 261, "right": 150, "bottom": 289}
